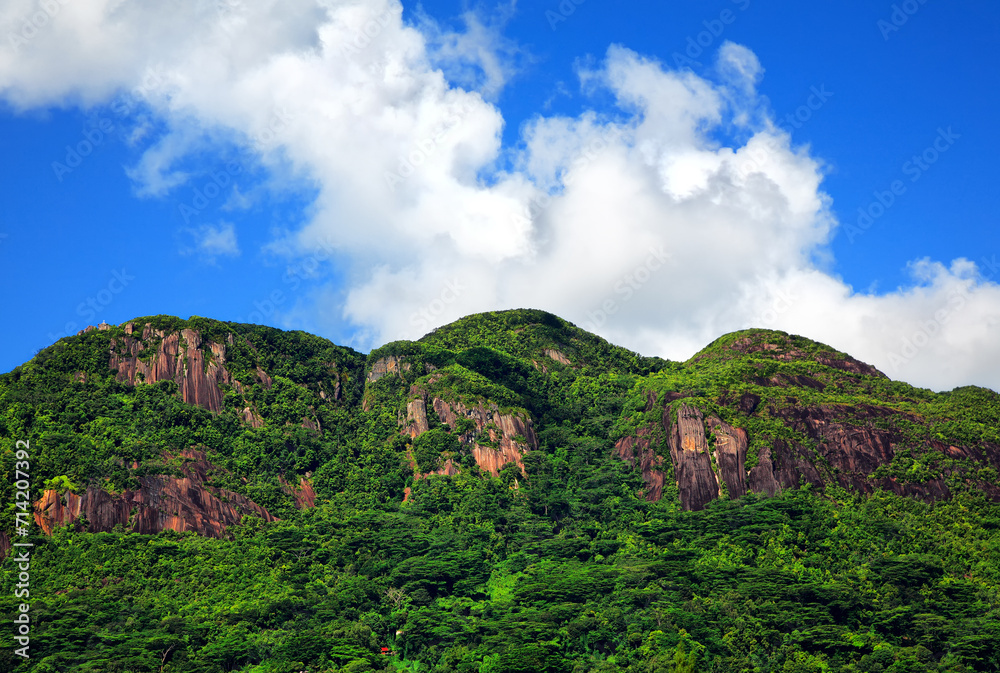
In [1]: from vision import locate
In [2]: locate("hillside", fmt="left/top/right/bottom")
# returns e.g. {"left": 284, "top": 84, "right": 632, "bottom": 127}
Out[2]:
{"left": 2, "top": 310, "right": 1000, "bottom": 672}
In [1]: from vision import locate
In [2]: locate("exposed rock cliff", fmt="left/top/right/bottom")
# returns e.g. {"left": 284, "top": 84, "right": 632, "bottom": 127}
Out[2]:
{"left": 109, "top": 325, "right": 234, "bottom": 413}
{"left": 613, "top": 427, "right": 665, "bottom": 501}
{"left": 667, "top": 403, "right": 721, "bottom": 511}
{"left": 615, "top": 395, "right": 1000, "bottom": 511}
{"left": 405, "top": 392, "right": 537, "bottom": 476}
{"left": 104, "top": 322, "right": 278, "bottom": 416}
{"left": 32, "top": 449, "right": 277, "bottom": 538}
{"left": 706, "top": 416, "right": 748, "bottom": 499}
{"left": 279, "top": 475, "right": 317, "bottom": 508}
{"left": 367, "top": 356, "right": 411, "bottom": 383}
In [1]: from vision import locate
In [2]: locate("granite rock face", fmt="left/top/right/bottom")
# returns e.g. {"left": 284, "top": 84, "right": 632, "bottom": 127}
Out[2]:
{"left": 109, "top": 325, "right": 235, "bottom": 413}
{"left": 615, "top": 396, "right": 1000, "bottom": 511}
{"left": 367, "top": 356, "right": 411, "bottom": 384}
{"left": 666, "top": 403, "right": 720, "bottom": 511}
{"left": 280, "top": 475, "right": 317, "bottom": 509}
{"left": 613, "top": 427, "right": 665, "bottom": 501}
{"left": 405, "top": 392, "right": 538, "bottom": 476}
{"left": 32, "top": 449, "right": 277, "bottom": 538}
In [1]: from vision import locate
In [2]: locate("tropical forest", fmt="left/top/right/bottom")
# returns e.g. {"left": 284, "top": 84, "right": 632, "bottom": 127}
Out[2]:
{"left": 1, "top": 309, "right": 999, "bottom": 673}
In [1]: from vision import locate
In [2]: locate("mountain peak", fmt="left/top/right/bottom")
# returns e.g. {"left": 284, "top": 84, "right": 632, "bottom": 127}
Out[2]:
{"left": 417, "top": 308, "right": 670, "bottom": 375}
{"left": 687, "top": 328, "right": 886, "bottom": 378}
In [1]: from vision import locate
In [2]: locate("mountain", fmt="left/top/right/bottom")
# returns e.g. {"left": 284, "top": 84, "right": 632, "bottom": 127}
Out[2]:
{"left": 2, "top": 310, "right": 1000, "bottom": 671}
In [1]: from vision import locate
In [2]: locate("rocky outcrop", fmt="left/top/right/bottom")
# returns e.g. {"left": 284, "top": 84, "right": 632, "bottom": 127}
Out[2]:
{"left": 614, "top": 395, "right": 1000, "bottom": 511}
{"left": 106, "top": 323, "right": 276, "bottom": 416}
{"left": 613, "top": 427, "right": 665, "bottom": 501}
{"left": 301, "top": 411, "right": 321, "bottom": 432}
{"left": 279, "top": 475, "right": 317, "bottom": 508}
{"left": 318, "top": 364, "right": 342, "bottom": 401}
{"left": 405, "top": 394, "right": 537, "bottom": 475}
{"left": 706, "top": 417, "right": 748, "bottom": 499}
{"left": 242, "top": 405, "right": 264, "bottom": 428}
{"left": 367, "top": 356, "right": 411, "bottom": 383}
{"left": 615, "top": 400, "right": 892, "bottom": 509}
{"left": 406, "top": 398, "right": 431, "bottom": 436}
{"left": 544, "top": 349, "right": 572, "bottom": 366}
{"left": 110, "top": 325, "right": 231, "bottom": 413}
{"left": 772, "top": 404, "right": 959, "bottom": 499}
{"left": 32, "top": 449, "right": 277, "bottom": 538}
{"left": 667, "top": 403, "right": 720, "bottom": 511}
{"left": 747, "top": 438, "right": 825, "bottom": 496}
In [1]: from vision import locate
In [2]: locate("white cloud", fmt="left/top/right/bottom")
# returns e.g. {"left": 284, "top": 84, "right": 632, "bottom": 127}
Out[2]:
{"left": 187, "top": 222, "right": 240, "bottom": 259}
{"left": 2, "top": 1, "right": 999, "bottom": 391}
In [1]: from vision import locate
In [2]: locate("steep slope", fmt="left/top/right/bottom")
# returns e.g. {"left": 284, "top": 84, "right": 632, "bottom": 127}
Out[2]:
{"left": 0, "top": 316, "right": 366, "bottom": 552}
{"left": 613, "top": 328, "right": 1000, "bottom": 509}
{"left": 4, "top": 310, "right": 1000, "bottom": 672}
{"left": 3, "top": 311, "right": 1000, "bottom": 549}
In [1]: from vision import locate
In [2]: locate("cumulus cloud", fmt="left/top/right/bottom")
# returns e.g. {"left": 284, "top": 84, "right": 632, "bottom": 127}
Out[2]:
{"left": 2, "top": 0, "right": 999, "bottom": 391}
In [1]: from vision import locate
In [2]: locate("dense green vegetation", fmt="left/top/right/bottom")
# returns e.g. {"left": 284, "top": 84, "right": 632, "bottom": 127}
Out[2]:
{"left": 1, "top": 310, "right": 999, "bottom": 672}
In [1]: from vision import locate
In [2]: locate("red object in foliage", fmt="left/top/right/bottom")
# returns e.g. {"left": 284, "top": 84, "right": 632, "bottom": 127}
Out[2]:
{"left": 381, "top": 648, "right": 390, "bottom": 653}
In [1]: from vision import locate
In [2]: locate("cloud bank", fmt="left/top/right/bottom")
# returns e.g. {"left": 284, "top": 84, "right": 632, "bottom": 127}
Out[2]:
{"left": 3, "top": 0, "right": 998, "bottom": 391}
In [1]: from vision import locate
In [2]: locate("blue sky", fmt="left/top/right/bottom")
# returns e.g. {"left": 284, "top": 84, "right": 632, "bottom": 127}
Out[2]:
{"left": 1, "top": 0, "right": 998, "bottom": 391}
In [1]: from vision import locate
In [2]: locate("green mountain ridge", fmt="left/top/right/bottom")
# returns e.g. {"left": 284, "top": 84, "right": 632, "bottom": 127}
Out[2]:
{"left": 2, "top": 309, "right": 1000, "bottom": 672}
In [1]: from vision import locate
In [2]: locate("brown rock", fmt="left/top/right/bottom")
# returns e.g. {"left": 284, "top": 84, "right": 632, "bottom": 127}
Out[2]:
{"left": 406, "top": 398, "right": 430, "bottom": 437}
{"left": 706, "top": 417, "right": 748, "bottom": 499}
{"left": 406, "top": 395, "right": 537, "bottom": 476}
{"left": 32, "top": 448, "right": 277, "bottom": 538}
{"left": 666, "top": 403, "right": 719, "bottom": 511}
{"left": 279, "top": 476, "right": 317, "bottom": 508}
{"left": 109, "top": 325, "right": 236, "bottom": 413}
{"left": 613, "top": 427, "right": 665, "bottom": 501}
{"left": 367, "top": 356, "right": 411, "bottom": 383}
{"left": 241, "top": 405, "right": 264, "bottom": 428}
{"left": 301, "top": 413, "right": 321, "bottom": 432}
